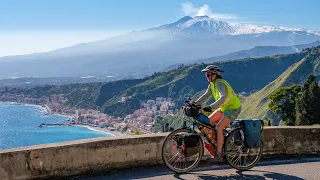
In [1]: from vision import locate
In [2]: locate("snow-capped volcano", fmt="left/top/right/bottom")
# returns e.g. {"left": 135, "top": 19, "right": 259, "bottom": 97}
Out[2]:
{"left": 0, "top": 16, "right": 319, "bottom": 79}
{"left": 159, "top": 16, "right": 320, "bottom": 36}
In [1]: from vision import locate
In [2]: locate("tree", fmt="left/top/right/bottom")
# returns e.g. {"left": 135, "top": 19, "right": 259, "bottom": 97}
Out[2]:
{"left": 153, "top": 115, "right": 165, "bottom": 132}
{"left": 296, "top": 75, "right": 320, "bottom": 125}
{"left": 163, "top": 114, "right": 175, "bottom": 127}
{"left": 268, "top": 84, "right": 301, "bottom": 125}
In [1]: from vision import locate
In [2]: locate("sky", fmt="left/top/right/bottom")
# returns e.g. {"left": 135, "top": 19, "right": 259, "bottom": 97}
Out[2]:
{"left": 0, "top": 0, "right": 319, "bottom": 57}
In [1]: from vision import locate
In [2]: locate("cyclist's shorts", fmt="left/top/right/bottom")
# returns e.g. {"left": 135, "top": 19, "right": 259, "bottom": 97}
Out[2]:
{"left": 223, "top": 107, "right": 241, "bottom": 121}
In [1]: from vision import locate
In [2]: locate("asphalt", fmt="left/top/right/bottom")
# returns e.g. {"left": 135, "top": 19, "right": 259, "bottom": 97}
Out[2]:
{"left": 67, "top": 156, "right": 320, "bottom": 180}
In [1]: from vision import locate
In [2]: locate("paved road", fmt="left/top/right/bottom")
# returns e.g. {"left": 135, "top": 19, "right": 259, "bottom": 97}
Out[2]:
{"left": 71, "top": 156, "right": 320, "bottom": 180}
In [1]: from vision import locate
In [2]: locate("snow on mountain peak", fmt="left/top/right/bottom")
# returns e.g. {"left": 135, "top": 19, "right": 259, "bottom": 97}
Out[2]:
{"left": 165, "top": 15, "right": 235, "bottom": 35}
{"left": 229, "top": 23, "right": 306, "bottom": 35}
{"left": 162, "top": 16, "right": 320, "bottom": 36}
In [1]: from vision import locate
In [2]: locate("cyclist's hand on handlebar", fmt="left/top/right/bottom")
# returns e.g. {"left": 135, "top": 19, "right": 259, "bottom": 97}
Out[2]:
{"left": 201, "top": 106, "right": 212, "bottom": 112}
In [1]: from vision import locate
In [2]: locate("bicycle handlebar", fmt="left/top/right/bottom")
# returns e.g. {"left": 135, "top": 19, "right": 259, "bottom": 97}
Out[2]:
{"left": 184, "top": 97, "right": 202, "bottom": 109}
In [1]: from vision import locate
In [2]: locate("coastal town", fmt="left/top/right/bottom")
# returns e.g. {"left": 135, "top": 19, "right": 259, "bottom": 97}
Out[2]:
{"left": 0, "top": 93, "right": 179, "bottom": 136}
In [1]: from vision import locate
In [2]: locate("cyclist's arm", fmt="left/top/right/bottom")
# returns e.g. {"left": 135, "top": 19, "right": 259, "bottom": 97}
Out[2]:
{"left": 194, "top": 85, "right": 211, "bottom": 105}
{"left": 209, "top": 82, "right": 227, "bottom": 109}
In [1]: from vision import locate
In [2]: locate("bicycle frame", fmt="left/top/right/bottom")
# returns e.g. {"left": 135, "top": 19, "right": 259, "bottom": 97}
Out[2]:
{"left": 187, "top": 116, "right": 231, "bottom": 146}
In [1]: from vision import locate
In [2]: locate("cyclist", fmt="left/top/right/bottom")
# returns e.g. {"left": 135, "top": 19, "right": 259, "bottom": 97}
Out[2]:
{"left": 194, "top": 65, "right": 241, "bottom": 162}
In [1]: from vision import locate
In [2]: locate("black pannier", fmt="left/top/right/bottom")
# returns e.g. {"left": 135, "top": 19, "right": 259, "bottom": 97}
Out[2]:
{"left": 184, "top": 134, "right": 200, "bottom": 147}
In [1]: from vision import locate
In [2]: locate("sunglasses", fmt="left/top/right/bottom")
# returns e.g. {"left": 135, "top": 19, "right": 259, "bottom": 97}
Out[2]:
{"left": 206, "top": 73, "right": 212, "bottom": 77}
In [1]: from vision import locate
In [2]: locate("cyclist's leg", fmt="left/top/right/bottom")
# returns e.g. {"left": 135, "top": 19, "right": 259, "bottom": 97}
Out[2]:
{"left": 216, "top": 108, "right": 241, "bottom": 153}
{"left": 203, "top": 110, "right": 223, "bottom": 157}
{"left": 216, "top": 116, "right": 232, "bottom": 153}
{"left": 208, "top": 109, "right": 223, "bottom": 125}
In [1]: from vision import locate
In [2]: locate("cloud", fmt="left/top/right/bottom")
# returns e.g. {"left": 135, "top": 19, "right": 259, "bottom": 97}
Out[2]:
{"left": 181, "top": 2, "right": 239, "bottom": 21}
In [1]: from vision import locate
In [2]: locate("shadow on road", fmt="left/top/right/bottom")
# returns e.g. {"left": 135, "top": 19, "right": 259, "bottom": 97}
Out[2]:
{"left": 65, "top": 156, "right": 319, "bottom": 180}
{"left": 177, "top": 170, "right": 304, "bottom": 180}
{"left": 194, "top": 155, "right": 320, "bottom": 172}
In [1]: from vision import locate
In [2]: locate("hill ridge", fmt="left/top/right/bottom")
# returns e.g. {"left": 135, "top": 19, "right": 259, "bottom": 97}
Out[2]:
{"left": 239, "top": 47, "right": 320, "bottom": 121}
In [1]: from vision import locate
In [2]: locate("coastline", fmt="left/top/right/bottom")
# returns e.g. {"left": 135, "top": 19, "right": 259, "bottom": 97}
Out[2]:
{"left": 51, "top": 113, "right": 74, "bottom": 119}
{"left": 74, "top": 125, "right": 128, "bottom": 137}
{"left": 11, "top": 102, "right": 47, "bottom": 111}
{"left": 22, "top": 103, "right": 74, "bottom": 119}
{"left": 2, "top": 101, "right": 128, "bottom": 137}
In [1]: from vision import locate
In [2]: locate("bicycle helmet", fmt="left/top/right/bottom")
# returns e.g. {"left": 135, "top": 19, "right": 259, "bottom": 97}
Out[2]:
{"left": 201, "top": 65, "right": 224, "bottom": 74}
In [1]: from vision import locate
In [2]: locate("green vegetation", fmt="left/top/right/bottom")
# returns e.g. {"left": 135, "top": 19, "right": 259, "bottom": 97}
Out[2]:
{"left": 268, "top": 85, "right": 302, "bottom": 125}
{"left": 100, "top": 51, "right": 308, "bottom": 117}
{"left": 95, "top": 79, "right": 145, "bottom": 107}
{"left": 2, "top": 46, "right": 318, "bottom": 120}
{"left": 152, "top": 114, "right": 190, "bottom": 132}
{"left": 239, "top": 46, "right": 320, "bottom": 125}
{"left": 267, "top": 75, "right": 320, "bottom": 126}
{"left": 296, "top": 75, "right": 320, "bottom": 125}
{"left": 133, "top": 129, "right": 141, "bottom": 135}
{"left": 239, "top": 58, "right": 306, "bottom": 121}
{"left": 5, "top": 83, "right": 103, "bottom": 109}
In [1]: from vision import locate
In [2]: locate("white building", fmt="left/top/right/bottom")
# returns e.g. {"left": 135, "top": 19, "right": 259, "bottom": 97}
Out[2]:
{"left": 151, "top": 105, "right": 157, "bottom": 112}
{"left": 147, "top": 100, "right": 155, "bottom": 104}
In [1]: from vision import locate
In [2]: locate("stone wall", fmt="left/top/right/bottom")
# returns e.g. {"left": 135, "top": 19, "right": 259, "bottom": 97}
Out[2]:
{"left": 0, "top": 126, "right": 319, "bottom": 180}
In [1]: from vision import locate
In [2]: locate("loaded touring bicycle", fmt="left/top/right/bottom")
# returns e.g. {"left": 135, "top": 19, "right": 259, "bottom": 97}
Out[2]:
{"left": 161, "top": 97, "right": 264, "bottom": 173}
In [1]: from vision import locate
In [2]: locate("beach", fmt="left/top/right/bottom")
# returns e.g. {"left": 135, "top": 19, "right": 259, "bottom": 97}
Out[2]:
{"left": 75, "top": 125, "right": 129, "bottom": 137}
{"left": 51, "top": 113, "right": 74, "bottom": 119}
{"left": 21, "top": 103, "right": 74, "bottom": 119}
{"left": 16, "top": 103, "right": 47, "bottom": 111}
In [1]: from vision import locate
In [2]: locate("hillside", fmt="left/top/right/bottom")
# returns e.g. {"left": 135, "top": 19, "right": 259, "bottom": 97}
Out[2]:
{"left": 100, "top": 50, "right": 310, "bottom": 117}
{"left": 192, "top": 41, "right": 320, "bottom": 64}
{"left": 5, "top": 82, "right": 103, "bottom": 109}
{"left": 3, "top": 48, "right": 315, "bottom": 118}
{"left": 163, "top": 41, "right": 320, "bottom": 72}
{"left": 0, "top": 76, "right": 120, "bottom": 88}
{"left": 239, "top": 46, "right": 320, "bottom": 123}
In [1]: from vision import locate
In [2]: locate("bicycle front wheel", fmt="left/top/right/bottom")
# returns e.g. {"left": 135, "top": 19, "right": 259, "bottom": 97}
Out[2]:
{"left": 161, "top": 128, "right": 204, "bottom": 174}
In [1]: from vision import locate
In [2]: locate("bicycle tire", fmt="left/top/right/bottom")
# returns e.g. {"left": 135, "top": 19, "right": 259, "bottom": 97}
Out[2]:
{"left": 224, "top": 128, "right": 263, "bottom": 171}
{"left": 161, "top": 128, "right": 204, "bottom": 174}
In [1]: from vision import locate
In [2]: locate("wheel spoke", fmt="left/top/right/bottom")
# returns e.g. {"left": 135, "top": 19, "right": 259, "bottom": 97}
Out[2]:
{"left": 185, "top": 157, "right": 192, "bottom": 167}
{"left": 243, "top": 155, "right": 248, "bottom": 166}
{"left": 230, "top": 153, "right": 238, "bottom": 162}
{"left": 162, "top": 129, "right": 204, "bottom": 173}
{"left": 234, "top": 156, "right": 241, "bottom": 166}
{"left": 168, "top": 152, "right": 180, "bottom": 164}
{"left": 224, "top": 129, "right": 262, "bottom": 169}
{"left": 172, "top": 155, "right": 182, "bottom": 167}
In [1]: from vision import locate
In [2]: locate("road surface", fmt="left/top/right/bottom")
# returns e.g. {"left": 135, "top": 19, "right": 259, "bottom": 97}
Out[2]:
{"left": 69, "top": 156, "right": 320, "bottom": 180}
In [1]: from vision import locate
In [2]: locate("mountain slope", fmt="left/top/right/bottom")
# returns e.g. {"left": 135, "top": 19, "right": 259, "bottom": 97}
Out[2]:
{"left": 3, "top": 47, "right": 315, "bottom": 118}
{"left": 239, "top": 47, "right": 320, "bottom": 121}
{"left": 0, "top": 16, "right": 319, "bottom": 79}
{"left": 191, "top": 41, "right": 320, "bottom": 64}
{"left": 101, "top": 50, "right": 310, "bottom": 117}
{"left": 162, "top": 41, "right": 320, "bottom": 72}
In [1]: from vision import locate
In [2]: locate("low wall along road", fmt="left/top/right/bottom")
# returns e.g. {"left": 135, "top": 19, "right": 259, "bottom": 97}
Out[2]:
{"left": 0, "top": 126, "right": 320, "bottom": 180}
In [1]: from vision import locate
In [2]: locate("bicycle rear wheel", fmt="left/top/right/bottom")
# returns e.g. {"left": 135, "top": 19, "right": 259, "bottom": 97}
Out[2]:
{"left": 162, "top": 128, "right": 204, "bottom": 174}
{"left": 224, "top": 128, "right": 263, "bottom": 171}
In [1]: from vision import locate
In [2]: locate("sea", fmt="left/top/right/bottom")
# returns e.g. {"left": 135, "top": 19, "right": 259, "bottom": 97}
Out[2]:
{"left": 0, "top": 102, "right": 113, "bottom": 150}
